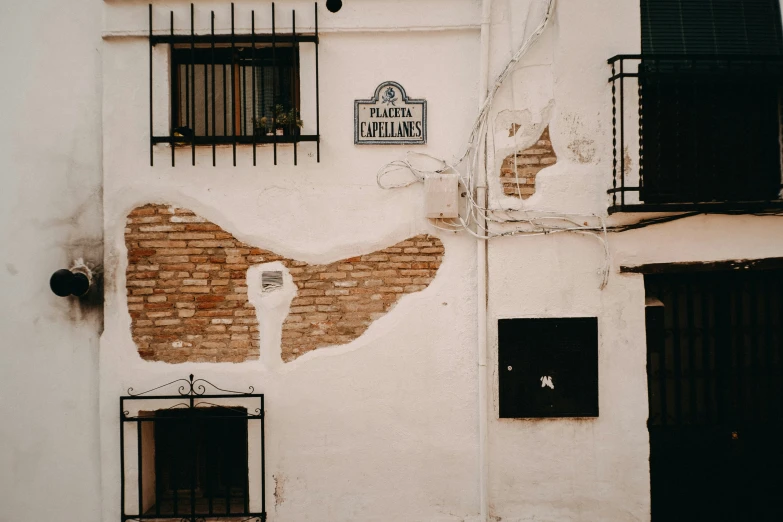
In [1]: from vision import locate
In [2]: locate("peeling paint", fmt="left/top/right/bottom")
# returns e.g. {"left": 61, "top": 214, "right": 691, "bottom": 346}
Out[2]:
{"left": 499, "top": 126, "right": 557, "bottom": 199}
{"left": 623, "top": 145, "right": 633, "bottom": 177}
{"left": 273, "top": 474, "right": 286, "bottom": 507}
{"left": 562, "top": 112, "right": 597, "bottom": 164}
{"left": 566, "top": 138, "right": 596, "bottom": 164}
{"left": 125, "top": 204, "right": 445, "bottom": 363}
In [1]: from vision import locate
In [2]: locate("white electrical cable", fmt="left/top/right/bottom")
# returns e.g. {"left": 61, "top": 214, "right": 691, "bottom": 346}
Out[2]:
{"left": 375, "top": 0, "right": 612, "bottom": 289}
{"left": 377, "top": 0, "right": 557, "bottom": 198}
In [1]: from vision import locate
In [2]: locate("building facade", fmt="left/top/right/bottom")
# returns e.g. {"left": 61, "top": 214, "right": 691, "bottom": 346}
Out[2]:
{"left": 2, "top": 0, "right": 783, "bottom": 521}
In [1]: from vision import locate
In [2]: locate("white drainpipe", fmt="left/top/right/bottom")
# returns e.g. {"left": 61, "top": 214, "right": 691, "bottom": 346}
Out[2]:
{"left": 478, "top": 0, "right": 491, "bottom": 520}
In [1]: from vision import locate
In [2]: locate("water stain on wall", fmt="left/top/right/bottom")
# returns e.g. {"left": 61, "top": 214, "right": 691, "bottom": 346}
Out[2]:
{"left": 562, "top": 112, "right": 596, "bottom": 164}
{"left": 273, "top": 474, "right": 286, "bottom": 507}
{"left": 567, "top": 138, "right": 596, "bottom": 164}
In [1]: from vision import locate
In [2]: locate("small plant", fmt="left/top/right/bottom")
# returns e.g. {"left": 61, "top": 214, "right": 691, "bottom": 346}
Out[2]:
{"left": 254, "top": 105, "right": 303, "bottom": 137}
{"left": 273, "top": 104, "right": 303, "bottom": 132}
{"left": 253, "top": 116, "right": 271, "bottom": 135}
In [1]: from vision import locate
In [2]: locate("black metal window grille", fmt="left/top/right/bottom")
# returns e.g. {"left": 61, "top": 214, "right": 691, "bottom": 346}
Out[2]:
{"left": 120, "top": 375, "right": 265, "bottom": 522}
{"left": 645, "top": 270, "right": 783, "bottom": 520}
{"left": 149, "top": 3, "right": 320, "bottom": 167}
{"left": 607, "top": 0, "right": 783, "bottom": 213}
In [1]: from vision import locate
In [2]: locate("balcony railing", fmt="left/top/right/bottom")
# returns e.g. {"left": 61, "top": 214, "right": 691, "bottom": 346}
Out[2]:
{"left": 608, "top": 54, "right": 783, "bottom": 213}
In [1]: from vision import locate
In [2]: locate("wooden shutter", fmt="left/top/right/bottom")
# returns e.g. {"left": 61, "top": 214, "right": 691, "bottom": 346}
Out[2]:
{"left": 641, "top": 0, "right": 783, "bottom": 55}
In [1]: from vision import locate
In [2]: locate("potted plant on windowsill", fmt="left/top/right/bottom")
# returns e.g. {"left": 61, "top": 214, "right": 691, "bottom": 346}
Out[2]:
{"left": 272, "top": 105, "right": 303, "bottom": 137}
{"left": 253, "top": 117, "right": 273, "bottom": 137}
{"left": 254, "top": 106, "right": 304, "bottom": 139}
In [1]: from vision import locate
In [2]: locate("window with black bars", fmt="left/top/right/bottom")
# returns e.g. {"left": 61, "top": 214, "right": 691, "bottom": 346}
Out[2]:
{"left": 606, "top": 0, "right": 783, "bottom": 213}
{"left": 149, "top": 3, "right": 321, "bottom": 167}
{"left": 120, "top": 375, "right": 266, "bottom": 522}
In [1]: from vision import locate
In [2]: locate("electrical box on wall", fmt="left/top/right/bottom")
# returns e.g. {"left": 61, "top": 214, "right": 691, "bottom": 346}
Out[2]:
{"left": 424, "top": 173, "right": 459, "bottom": 219}
{"left": 498, "top": 317, "right": 599, "bottom": 418}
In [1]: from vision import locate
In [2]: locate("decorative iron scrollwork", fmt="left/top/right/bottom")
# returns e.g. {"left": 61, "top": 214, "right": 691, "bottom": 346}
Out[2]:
{"left": 127, "top": 374, "right": 254, "bottom": 396}
{"left": 120, "top": 373, "right": 265, "bottom": 522}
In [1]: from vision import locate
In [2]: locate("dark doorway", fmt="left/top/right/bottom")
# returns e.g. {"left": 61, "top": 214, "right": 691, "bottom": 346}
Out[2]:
{"left": 645, "top": 270, "right": 783, "bottom": 521}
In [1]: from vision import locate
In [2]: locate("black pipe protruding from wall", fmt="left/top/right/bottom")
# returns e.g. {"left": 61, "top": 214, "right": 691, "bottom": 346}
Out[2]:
{"left": 50, "top": 268, "right": 91, "bottom": 297}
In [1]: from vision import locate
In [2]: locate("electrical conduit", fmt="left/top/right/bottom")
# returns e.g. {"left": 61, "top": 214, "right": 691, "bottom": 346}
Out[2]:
{"left": 477, "top": 0, "right": 491, "bottom": 520}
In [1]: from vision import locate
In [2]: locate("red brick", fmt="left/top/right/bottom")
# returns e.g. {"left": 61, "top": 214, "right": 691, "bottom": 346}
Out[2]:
{"left": 126, "top": 204, "right": 443, "bottom": 364}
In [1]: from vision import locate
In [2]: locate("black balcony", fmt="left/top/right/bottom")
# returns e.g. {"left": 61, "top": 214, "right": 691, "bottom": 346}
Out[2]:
{"left": 607, "top": 54, "right": 783, "bottom": 214}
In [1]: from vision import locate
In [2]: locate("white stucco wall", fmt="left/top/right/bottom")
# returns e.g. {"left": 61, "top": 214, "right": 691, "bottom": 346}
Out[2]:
{"left": 100, "top": 0, "right": 783, "bottom": 519}
{"left": 0, "top": 1, "right": 103, "bottom": 521}
{"left": 101, "top": 1, "right": 483, "bottom": 521}
{"left": 4, "top": 0, "right": 783, "bottom": 521}
{"left": 484, "top": 1, "right": 783, "bottom": 521}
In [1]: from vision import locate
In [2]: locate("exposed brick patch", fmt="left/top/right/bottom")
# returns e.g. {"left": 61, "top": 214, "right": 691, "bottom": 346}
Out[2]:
{"left": 279, "top": 236, "right": 444, "bottom": 361}
{"left": 126, "top": 204, "right": 444, "bottom": 363}
{"left": 499, "top": 126, "right": 557, "bottom": 199}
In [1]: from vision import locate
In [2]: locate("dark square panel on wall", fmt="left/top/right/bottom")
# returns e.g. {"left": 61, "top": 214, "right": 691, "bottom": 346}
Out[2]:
{"left": 498, "top": 317, "right": 598, "bottom": 418}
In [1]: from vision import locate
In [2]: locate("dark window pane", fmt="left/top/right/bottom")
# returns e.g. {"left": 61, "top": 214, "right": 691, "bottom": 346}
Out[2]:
{"left": 641, "top": 0, "right": 783, "bottom": 55}
{"left": 171, "top": 46, "right": 299, "bottom": 137}
{"left": 639, "top": 62, "right": 782, "bottom": 203}
{"left": 152, "top": 408, "right": 248, "bottom": 516}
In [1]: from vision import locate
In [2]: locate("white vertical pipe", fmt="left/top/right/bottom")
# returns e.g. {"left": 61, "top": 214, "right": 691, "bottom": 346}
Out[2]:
{"left": 477, "top": 0, "right": 491, "bottom": 520}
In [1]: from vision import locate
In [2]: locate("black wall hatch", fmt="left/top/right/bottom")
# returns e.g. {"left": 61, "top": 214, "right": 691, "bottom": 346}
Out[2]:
{"left": 498, "top": 317, "right": 598, "bottom": 418}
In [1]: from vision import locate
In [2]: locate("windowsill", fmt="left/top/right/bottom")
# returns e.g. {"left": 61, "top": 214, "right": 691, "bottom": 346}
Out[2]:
{"left": 152, "top": 134, "right": 318, "bottom": 145}
{"left": 608, "top": 200, "right": 783, "bottom": 214}
{"left": 145, "top": 497, "right": 251, "bottom": 517}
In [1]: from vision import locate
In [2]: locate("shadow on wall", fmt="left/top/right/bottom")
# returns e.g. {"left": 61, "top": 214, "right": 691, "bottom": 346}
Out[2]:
{"left": 125, "top": 204, "right": 445, "bottom": 363}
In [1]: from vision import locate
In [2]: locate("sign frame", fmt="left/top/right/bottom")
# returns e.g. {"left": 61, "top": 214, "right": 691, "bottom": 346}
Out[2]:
{"left": 354, "top": 81, "right": 427, "bottom": 145}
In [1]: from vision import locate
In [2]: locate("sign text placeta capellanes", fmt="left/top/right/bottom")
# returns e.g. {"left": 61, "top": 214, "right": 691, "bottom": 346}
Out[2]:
{"left": 354, "top": 81, "right": 427, "bottom": 145}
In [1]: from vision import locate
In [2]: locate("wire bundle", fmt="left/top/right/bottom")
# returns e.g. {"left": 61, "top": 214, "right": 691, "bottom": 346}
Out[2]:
{"left": 375, "top": 0, "right": 615, "bottom": 287}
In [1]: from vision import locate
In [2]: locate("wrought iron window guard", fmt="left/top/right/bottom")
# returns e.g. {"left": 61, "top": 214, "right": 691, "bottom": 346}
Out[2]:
{"left": 608, "top": 54, "right": 783, "bottom": 214}
{"left": 120, "top": 374, "right": 265, "bottom": 522}
{"left": 149, "top": 3, "right": 321, "bottom": 167}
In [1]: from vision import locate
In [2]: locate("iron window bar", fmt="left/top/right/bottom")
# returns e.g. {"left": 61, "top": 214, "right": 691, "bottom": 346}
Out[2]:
{"left": 120, "top": 374, "right": 266, "bottom": 522}
{"left": 607, "top": 54, "right": 783, "bottom": 214}
{"left": 149, "top": 3, "right": 321, "bottom": 167}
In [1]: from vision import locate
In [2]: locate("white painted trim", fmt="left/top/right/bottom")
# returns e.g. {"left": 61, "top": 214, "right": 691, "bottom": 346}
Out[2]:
{"left": 102, "top": 24, "right": 481, "bottom": 39}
